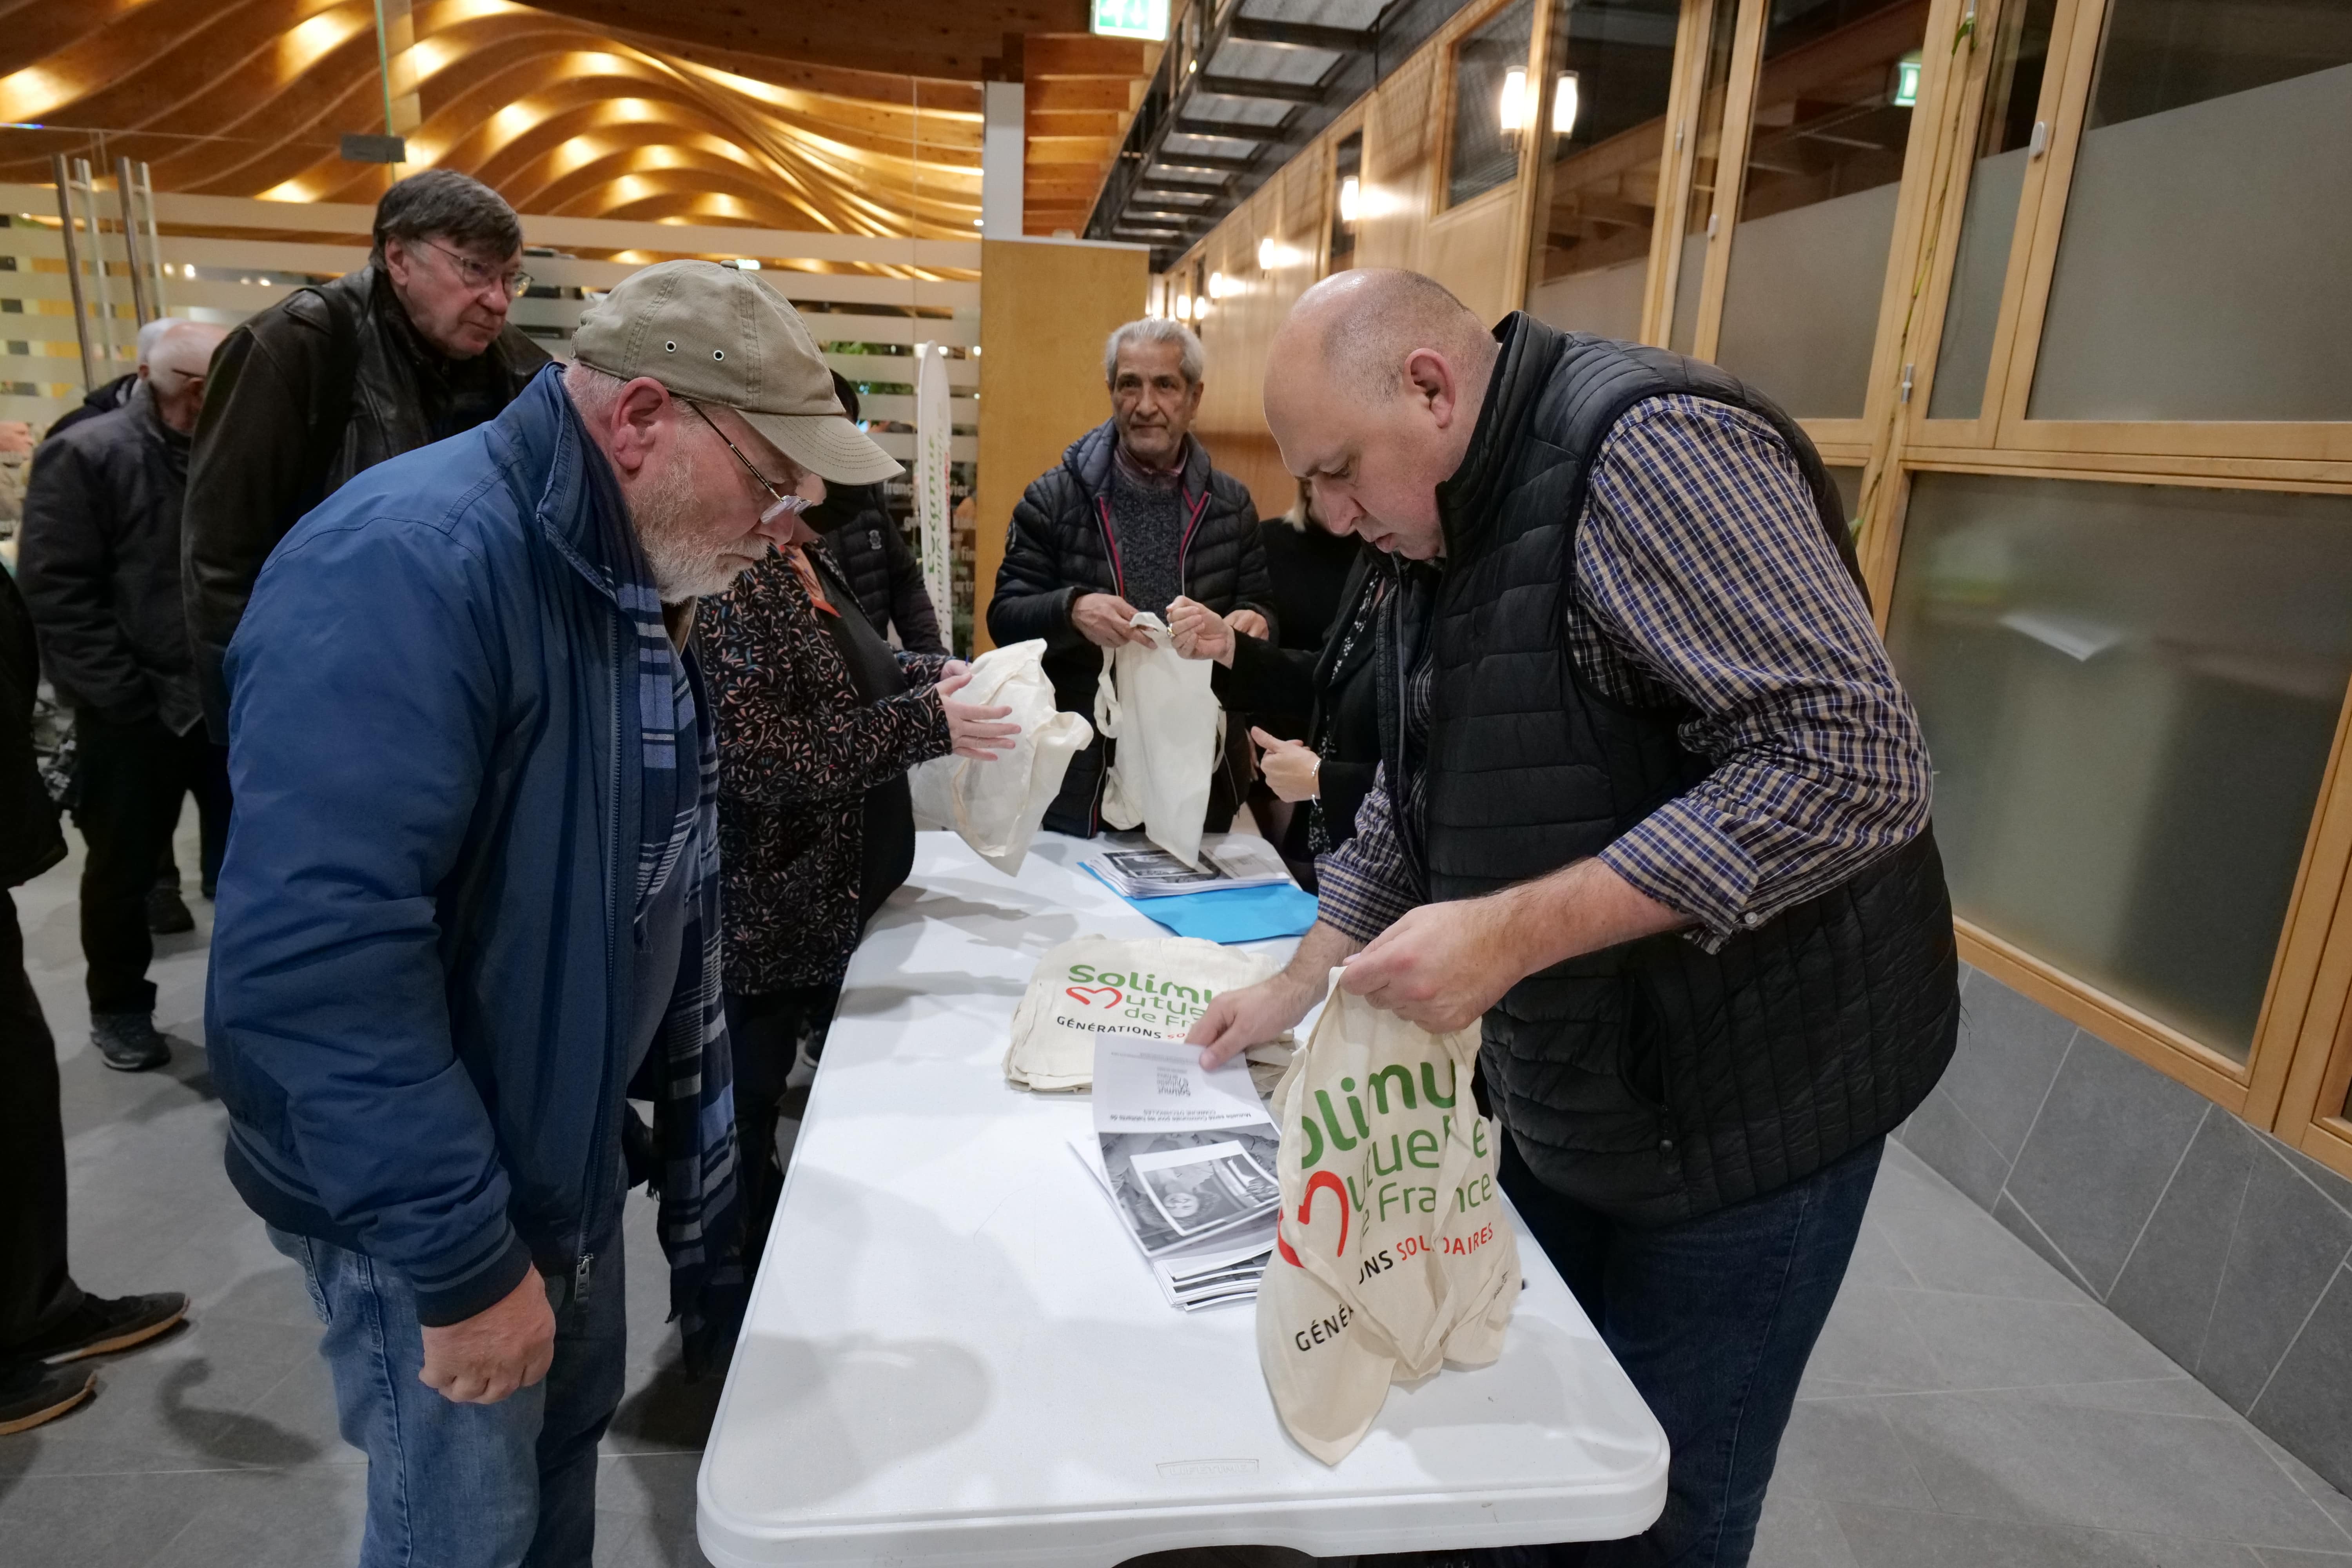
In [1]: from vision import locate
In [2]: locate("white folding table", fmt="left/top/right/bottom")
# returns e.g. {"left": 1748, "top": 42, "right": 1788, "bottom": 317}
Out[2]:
{"left": 697, "top": 832, "right": 1667, "bottom": 1567}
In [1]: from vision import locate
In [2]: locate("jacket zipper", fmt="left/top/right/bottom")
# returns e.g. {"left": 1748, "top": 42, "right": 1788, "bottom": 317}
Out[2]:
{"left": 1087, "top": 496, "right": 1129, "bottom": 835}
{"left": 1093, "top": 495, "right": 1128, "bottom": 600}
{"left": 1175, "top": 488, "right": 1209, "bottom": 590}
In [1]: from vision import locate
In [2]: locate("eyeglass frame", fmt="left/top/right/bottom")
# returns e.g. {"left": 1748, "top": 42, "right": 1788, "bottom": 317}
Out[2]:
{"left": 681, "top": 399, "right": 812, "bottom": 528}
{"left": 412, "top": 237, "right": 534, "bottom": 300}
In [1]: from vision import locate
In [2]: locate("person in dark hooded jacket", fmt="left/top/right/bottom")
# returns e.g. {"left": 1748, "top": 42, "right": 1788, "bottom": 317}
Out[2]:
{"left": 805, "top": 372, "right": 946, "bottom": 655}
{"left": 986, "top": 318, "right": 1272, "bottom": 835}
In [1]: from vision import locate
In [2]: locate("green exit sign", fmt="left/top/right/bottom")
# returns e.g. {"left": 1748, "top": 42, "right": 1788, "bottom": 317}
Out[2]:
{"left": 1093, "top": 0, "right": 1169, "bottom": 41}
{"left": 1892, "top": 51, "right": 1923, "bottom": 107}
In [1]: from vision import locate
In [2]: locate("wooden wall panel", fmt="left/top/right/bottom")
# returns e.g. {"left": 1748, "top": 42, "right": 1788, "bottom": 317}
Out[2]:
{"left": 1187, "top": 149, "right": 1329, "bottom": 519}
{"left": 1424, "top": 183, "right": 1521, "bottom": 326}
{"left": 1359, "top": 52, "right": 1444, "bottom": 276}
{"left": 974, "top": 237, "right": 1148, "bottom": 651}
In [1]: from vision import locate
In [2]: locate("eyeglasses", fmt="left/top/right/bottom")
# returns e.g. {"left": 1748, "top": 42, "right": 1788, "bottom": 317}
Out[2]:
{"left": 418, "top": 238, "right": 532, "bottom": 299}
{"left": 682, "top": 400, "right": 810, "bottom": 528}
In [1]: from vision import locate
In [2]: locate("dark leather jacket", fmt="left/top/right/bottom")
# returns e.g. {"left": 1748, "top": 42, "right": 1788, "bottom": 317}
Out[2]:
{"left": 183, "top": 266, "right": 549, "bottom": 738}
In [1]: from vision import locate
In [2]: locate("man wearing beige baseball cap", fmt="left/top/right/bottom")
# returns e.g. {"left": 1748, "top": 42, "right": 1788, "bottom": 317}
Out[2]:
{"left": 205, "top": 260, "right": 897, "bottom": 1567}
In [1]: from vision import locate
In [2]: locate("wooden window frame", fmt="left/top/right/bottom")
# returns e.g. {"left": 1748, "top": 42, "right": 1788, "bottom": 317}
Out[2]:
{"left": 1851, "top": 0, "right": 2352, "bottom": 1180}
{"left": 1167, "top": 0, "right": 2352, "bottom": 1182}
{"left": 1434, "top": 0, "right": 1547, "bottom": 219}
{"left": 1636, "top": 0, "right": 1720, "bottom": 347}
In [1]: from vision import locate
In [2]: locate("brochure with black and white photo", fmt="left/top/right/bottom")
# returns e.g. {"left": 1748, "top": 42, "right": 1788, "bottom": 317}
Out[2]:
{"left": 1073, "top": 1036, "right": 1283, "bottom": 1305}
{"left": 1083, "top": 833, "right": 1293, "bottom": 899}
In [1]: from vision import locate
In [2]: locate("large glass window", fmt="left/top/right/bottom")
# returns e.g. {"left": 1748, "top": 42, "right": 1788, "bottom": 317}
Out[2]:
{"left": 1712, "top": 0, "right": 1930, "bottom": 417}
{"left": 1923, "top": 0, "right": 2057, "bottom": 421}
{"left": 2027, "top": 0, "right": 2352, "bottom": 422}
{"left": 1668, "top": 0, "right": 1739, "bottom": 355}
{"left": 1522, "top": 0, "right": 1682, "bottom": 339}
{"left": 1446, "top": 0, "right": 1539, "bottom": 208}
{"left": 1885, "top": 473, "right": 2352, "bottom": 1058}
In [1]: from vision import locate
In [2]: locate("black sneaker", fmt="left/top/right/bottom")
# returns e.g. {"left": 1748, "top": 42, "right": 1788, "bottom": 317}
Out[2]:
{"left": 0, "top": 1361, "right": 95, "bottom": 1435}
{"left": 89, "top": 1013, "right": 171, "bottom": 1072}
{"left": 12, "top": 1293, "right": 188, "bottom": 1365}
{"left": 146, "top": 887, "right": 195, "bottom": 935}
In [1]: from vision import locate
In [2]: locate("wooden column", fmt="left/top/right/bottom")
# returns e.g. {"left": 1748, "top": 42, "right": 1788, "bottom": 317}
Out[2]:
{"left": 973, "top": 236, "right": 1149, "bottom": 652}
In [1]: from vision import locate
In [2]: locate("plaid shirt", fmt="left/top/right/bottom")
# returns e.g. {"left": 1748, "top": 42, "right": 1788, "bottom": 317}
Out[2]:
{"left": 1316, "top": 394, "right": 1933, "bottom": 951}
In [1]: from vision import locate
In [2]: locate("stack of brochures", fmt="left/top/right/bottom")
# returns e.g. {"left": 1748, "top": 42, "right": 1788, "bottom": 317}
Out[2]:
{"left": 1070, "top": 1036, "right": 1282, "bottom": 1310}
{"left": 1082, "top": 834, "right": 1293, "bottom": 899}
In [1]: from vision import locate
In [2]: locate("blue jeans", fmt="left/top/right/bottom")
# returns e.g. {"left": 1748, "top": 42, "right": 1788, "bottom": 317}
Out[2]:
{"left": 268, "top": 1226, "right": 627, "bottom": 1568}
{"left": 1497, "top": 1132, "right": 1884, "bottom": 1568}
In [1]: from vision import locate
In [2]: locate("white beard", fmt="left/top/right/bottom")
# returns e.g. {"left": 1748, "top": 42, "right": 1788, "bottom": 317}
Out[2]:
{"left": 630, "top": 446, "right": 756, "bottom": 602}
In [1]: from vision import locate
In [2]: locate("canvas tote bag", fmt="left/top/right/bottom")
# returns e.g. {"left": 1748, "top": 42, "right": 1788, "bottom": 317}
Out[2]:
{"left": 1256, "top": 984, "right": 1520, "bottom": 1463}
{"left": 1004, "top": 935, "right": 1282, "bottom": 1091}
{"left": 1092, "top": 612, "right": 1221, "bottom": 867}
{"left": 909, "top": 639, "right": 1094, "bottom": 875}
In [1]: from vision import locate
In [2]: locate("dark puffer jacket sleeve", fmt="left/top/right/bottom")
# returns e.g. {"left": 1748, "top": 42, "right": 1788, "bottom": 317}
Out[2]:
{"left": 987, "top": 470, "right": 1091, "bottom": 652}
{"left": 1228, "top": 489, "right": 1275, "bottom": 633}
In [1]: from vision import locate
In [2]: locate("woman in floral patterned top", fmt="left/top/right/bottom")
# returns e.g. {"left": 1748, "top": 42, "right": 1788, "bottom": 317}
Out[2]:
{"left": 699, "top": 528, "right": 1014, "bottom": 1257}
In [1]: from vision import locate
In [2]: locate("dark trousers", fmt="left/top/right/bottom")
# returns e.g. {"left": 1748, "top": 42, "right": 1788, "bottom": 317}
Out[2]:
{"left": 1497, "top": 1131, "right": 1884, "bottom": 1568}
{"left": 0, "top": 890, "right": 82, "bottom": 1355}
{"left": 153, "top": 742, "right": 231, "bottom": 896}
{"left": 72, "top": 713, "right": 212, "bottom": 1014}
{"left": 725, "top": 984, "right": 840, "bottom": 1270}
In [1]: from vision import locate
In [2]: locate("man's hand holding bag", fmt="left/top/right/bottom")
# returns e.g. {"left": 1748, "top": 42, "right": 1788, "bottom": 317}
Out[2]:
{"left": 1255, "top": 983, "right": 1519, "bottom": 1464}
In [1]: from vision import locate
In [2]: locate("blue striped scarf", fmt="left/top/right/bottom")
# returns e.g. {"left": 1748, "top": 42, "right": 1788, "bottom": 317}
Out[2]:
{"left": 603, "top": 494, "right": 745, "bottom": 1376}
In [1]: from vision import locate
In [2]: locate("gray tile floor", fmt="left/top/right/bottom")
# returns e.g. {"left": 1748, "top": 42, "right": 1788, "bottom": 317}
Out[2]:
{"left": 5, "top": 820, "right": 2350, "bottom": 1568}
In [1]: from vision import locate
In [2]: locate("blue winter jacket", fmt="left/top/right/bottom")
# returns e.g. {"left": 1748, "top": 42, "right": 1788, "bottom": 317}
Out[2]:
{"left": 206, "top": 368, "right": 738, "bottom": 1336}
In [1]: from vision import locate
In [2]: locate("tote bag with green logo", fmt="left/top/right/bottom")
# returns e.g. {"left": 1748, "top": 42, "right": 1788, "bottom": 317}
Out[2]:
{"left": 1256, "top": 984, "right": 1520, "bottom": 1463}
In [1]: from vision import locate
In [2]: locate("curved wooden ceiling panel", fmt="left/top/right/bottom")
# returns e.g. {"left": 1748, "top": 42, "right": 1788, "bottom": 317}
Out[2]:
{"left": 0, "top": 0, "right": 984, "bottom": 237}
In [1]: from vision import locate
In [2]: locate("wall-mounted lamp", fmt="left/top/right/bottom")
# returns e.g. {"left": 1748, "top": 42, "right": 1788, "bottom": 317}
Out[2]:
{"left": 1174, "top": 293, "right": 1193, "bottom": 319}
{"left": 1553, "top": 71, "right": 1581, "bottom": 137}
{"left": 1338, "top": 175, "right": 1361, "bottom": 225}
{"left": 1500, "top": 67, "right": 1529, "bottom": 134}
{"left": 1207, "top": 270, "right": 1228, "bottom": 299}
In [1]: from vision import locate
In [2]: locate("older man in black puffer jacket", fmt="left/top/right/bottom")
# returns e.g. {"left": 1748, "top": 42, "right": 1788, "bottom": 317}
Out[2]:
{"left": 987, "top": 318, "right": 1273, "bottom": 835}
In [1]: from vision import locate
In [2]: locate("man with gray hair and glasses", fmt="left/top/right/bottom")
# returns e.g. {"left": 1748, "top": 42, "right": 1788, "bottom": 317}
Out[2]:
{"left": 988, "top": 316, "right": 1274, "bottom": 835}
{"left": 183, "top": 167, "right": 550, "bottom": 740}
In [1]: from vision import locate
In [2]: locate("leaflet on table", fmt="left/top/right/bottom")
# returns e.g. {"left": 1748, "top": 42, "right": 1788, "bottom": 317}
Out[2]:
{"left": 1065, "top": 1134, "right": 1276, "bottom": 1307}
{"left": 1074, "top": 1038, "right": 1285, "bottom": 1293}
{"left": 1082, "top": 834, "right": 1293, "bottom": 899}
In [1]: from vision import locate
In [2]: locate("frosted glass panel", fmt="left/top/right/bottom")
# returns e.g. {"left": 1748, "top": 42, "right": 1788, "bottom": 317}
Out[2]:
{"left": 1714, "top": 0, "right": 1927, "bottom": 417}
{"left": 1885, "top": 473, "right": 2352, "bottom": 1058}
{"left": 1925, "top": 0, "right": 2054, "bottom": 420}
{"left": 1529, "top": 256, "right": 1648, "bottom": 339}
{"left": 1448, "top": 0, "right": 1537, "bottom": 207}
{"left": 2028, "top": 0, "right": 2352, "bottom": 422}
{"left": 1826, "top": 464, "right": 1863, "bottom": 528}
{"left": 1924, "top": 151, "right": 2027, "bottom": 420}
{"left": 1715, "top": 183, "right": 1899, "bottom": 417}
{"left": 1524, "top": 0, "right": 1680, "bottom": 340}
{"left": 1668, "top": 231, "right": 1706, "bottom": 356}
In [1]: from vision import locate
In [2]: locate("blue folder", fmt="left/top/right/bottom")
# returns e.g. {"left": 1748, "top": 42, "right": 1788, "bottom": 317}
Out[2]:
{"left": 1081, "top": 863, "right": 1321, "bottom": 945}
